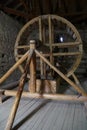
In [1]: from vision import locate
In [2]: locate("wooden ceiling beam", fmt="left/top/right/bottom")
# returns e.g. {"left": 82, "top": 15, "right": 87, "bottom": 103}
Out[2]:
{"left": 14, "top": 3, "right": 22, "bottom": 9}
{"left": 0, "top": 4, "right": 30, "bottom": 19}
{"left": 72, "top": 15, "right": 87, "bottom": 23}
{"left": 4, "top": 0, "right": 14, "bottom": 6}
{"left": 19, "top": 0, "right": 29, "bottom": 13}
{"left": 33, "top": 0, "right": 41, "bottom": 15}
{"left": 41, "top": 0, "right": 52, "bottom": 14}
{"left": 58, "top": 11, "right": 87, "bottom": 17}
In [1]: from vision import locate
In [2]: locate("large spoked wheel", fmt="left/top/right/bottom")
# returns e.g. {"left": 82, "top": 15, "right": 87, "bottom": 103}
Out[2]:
{"left": 14, "top": 14, "right": 82, "bottom": 78}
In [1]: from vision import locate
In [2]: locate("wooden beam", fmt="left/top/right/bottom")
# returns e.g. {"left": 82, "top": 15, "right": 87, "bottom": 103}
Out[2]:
{"left": 34, "top": 0, "right": 41, "bottom": 15}
{"left": 46, "top": 42, "right": 80, "bottom": 48}
{"left": 19, "top": 0, "right": 29, "bottom": 13}
{"left": 48, "top": 15, "right": 53, "bottom": 64}
{"left": 72, "top": 15, "right": 87, "bottom": 23}
{"left": 39, "top": 17, "right": 43, "bottom": 41}
{"left": 0, "top": 51, "right": 29, "bottom": 84}
{"left": 14, "top": 3, "right": 22, "bottom": 10}
{"left": 16, "top": 51, "right": 81, "bottom": 59}
{"left": 5, "top": 0, "right": 13, "bottom": 6}
{"left": 57, "top": 11, "right": 87, "bottom": 17}
{"left": 29, "top": 41, "right": 36, "bottom": 93}
{"left": 53, "top": 52, "right": 81, "bottom": 56}
{"left": 0, "top": 4, "right": 30, "bottom": 19}
{"left": 41, "top": 0, "right": 51, "bottom": 14}
{"left": 15, "top": 45, "right": 30, "bottom": 49}
{"left": 5, "top": 48, "right": 33, "bottom": 130}
{"left": 0, "top": 96, "right": 2, "bottom": 103}
{"left": 2, "top": 90, "right": 87, "bottom": 102}
{"left": 0, "top": 89, "right": 4, "bottom": 103}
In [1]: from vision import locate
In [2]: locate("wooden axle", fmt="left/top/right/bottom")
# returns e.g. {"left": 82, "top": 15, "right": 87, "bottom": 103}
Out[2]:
{"left": 1, "top": 90, "right": 87, "bottom": 102}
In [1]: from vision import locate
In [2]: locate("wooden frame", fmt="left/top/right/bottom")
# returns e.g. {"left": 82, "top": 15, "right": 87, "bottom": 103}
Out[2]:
{"left": 0, "top": 40, "right": 86, "bottom": 130}
{"left": 0, "top": 15, "right": 86, "bottom": 130}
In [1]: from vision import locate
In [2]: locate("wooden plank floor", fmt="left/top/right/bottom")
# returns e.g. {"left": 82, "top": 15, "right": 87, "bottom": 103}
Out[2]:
{"left": 0, "top": 97, "right": 87, "bottom": 130}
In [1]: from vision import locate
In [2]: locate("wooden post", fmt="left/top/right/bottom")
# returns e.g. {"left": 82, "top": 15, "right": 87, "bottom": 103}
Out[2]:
{"left": 40, "top": 52, "right": 44, "bottom": 77}
{"left": 29, "top": 40, "right": 36, "bottom": 93}
{"left": 48, "top": 15, "right": 53, "bottom": 64}
{"left": 5, "top": 49, "right": 33, "bottom": 130}
{"left": 43, "top": 62, "right": 46, "bottom": 77}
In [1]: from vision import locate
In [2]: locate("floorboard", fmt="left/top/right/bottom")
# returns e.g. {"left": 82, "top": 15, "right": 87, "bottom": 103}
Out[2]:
{"left": 0, "top": 97, "right": 87, "bottom": 130}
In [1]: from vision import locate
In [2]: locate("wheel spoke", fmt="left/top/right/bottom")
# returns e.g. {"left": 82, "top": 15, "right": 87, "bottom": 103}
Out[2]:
{"left": 39, "top": 17, "right": 43, "bottom": 41}
{"left": 53, "top": 52, "right": 81, "bottom": 56}
{"left": 15, "top": 45, "right": 30, "bottom": 49}
{"left": 45, "top": 42, "right": 80, "bottom": 48}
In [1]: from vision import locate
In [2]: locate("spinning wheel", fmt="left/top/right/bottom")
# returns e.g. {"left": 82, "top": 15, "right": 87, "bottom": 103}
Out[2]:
{"left": 14, "top": 14, "right": 82, "bottom": 78}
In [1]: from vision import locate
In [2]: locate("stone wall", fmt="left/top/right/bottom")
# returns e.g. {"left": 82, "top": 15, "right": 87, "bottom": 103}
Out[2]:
{"left": 0, "top": 12, "right": 21, "bottom": 85}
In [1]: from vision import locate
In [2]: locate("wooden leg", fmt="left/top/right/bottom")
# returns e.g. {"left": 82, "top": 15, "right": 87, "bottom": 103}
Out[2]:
{"left": 5, "top": 75, "right": 27, "bottom": 130}
{"left": 71, "top": 73, "right": 86, "bottom": 94}
{"left": 72, "top": 73, "right": 81, "bottom": 86}
{"left": 0, "top": 96, "right": 2, "bottom": 103}
{"left": 0, "top": 51, "right": 29, "bottom": 84}
{"left": 0, "top": 90, "right": 4, "bottom": 103}
{"left": 5, "top": 49, "right": 33, "bottom": 130}
{"left": 0, "top": 94, "right": 2, "bottom": 103}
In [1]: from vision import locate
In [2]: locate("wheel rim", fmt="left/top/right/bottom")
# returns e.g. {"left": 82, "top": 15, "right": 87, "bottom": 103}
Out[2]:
{"left": 14, "top": 14, "right": 82, "bottom": 78}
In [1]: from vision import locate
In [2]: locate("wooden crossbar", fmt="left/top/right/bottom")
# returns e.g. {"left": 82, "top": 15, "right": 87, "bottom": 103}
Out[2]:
{"left": 2, "top": 90, "right": 87, "bottom": 102}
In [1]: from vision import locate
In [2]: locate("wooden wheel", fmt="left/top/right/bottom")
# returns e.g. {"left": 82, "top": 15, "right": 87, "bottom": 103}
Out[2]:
{"left": 14, "top": 14, "right": 82, "bottom": 78}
